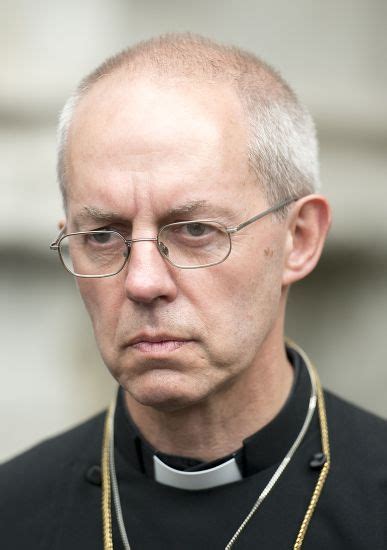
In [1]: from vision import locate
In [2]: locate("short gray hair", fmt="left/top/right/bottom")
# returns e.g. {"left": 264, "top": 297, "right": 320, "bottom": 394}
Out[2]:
{"left": 57, "top": 33, "right": 320, "bottom": 210}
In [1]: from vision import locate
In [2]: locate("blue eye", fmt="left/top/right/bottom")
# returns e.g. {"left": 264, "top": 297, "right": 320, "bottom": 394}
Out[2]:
{"left": 186, "top": 223, "right": 207, "bottom": 237}
{"left": 89, "top": 232, "right": 113, "bottom": 244}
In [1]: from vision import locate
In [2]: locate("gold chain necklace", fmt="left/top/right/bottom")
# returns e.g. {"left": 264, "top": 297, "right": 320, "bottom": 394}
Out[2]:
{"left": 101, "top": 342, "right": 330, "bottom": 549}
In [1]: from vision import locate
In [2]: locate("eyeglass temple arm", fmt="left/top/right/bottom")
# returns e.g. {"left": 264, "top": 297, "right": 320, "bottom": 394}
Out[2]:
{"left": 227, "top": 197, "right": 297, "bottom": 234}
{"left": 50, "top": 228, "right": 66, "bottom": 250}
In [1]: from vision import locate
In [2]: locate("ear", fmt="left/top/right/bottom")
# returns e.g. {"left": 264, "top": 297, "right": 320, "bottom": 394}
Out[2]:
{"left": 58, "top": 218, "right": 66, "bottom": 231}
{"left": 282, "top": 195, "right": 331, "bottom": 286}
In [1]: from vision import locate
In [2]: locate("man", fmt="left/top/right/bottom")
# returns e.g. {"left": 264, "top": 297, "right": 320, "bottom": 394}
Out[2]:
{"left": 1, "top": 34, "right": 386, "bottom": 549}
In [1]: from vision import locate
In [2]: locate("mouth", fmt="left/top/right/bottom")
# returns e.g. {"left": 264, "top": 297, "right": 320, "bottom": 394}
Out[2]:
{"left": 128, "top": 334, "right": 193, "bottom": 354}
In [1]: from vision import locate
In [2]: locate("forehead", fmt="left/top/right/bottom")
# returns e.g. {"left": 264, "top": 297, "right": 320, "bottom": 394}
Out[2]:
{"left": 65, "top": 73, "right": 259, "bottom": 220}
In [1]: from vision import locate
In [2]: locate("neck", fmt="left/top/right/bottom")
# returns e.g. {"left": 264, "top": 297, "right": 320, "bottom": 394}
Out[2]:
{"left": 124, "top": 335, "right": 294, "bottom": 462}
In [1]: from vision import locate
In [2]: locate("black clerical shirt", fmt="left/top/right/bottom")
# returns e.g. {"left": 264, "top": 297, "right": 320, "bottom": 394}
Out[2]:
{"left": 1, "top": 349, "right": 387, "bottom": 549}
{"left": 114, "top": 347, "right": 310, "bottom": 479}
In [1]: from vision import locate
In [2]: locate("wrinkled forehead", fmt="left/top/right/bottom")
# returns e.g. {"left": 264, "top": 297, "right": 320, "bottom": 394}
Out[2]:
{"left": 65, "top": 74, "right": 260, "bottom": 224}
{"left": 68, "top": 73, "right": 249, "bottom": 168}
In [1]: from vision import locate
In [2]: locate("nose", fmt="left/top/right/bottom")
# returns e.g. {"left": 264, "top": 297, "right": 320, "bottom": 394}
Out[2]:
{"left": 123, "top": 238, "right": 178, "bottom": 304}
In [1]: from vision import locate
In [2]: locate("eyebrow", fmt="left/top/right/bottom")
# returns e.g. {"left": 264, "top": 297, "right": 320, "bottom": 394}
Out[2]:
{"left": 165, "top": 200, "right": 237, "bottom": 219}
{"left": 76, "top": 206, "right": 123, "bottom": 223}
{"left": 73, "top": 200, "right": 237, "bottom": 228}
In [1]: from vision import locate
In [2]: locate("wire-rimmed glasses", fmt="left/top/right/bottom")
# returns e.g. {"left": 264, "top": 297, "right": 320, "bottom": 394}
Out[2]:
{"left": 50, "top": 197, "right": 296, "bottom": 277}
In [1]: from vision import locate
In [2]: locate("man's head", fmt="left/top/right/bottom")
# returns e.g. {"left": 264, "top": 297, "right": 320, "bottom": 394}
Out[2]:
{"left": 57, "top": 34, "right": 330, "bottom": 412}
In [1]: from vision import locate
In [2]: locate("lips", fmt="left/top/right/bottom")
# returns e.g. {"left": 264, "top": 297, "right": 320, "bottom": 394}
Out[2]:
{"left": 129, "top": 333, "right": 188, "bottom": 345}
{"left": 128, "top": 333, "right": 192, "bottom": 353}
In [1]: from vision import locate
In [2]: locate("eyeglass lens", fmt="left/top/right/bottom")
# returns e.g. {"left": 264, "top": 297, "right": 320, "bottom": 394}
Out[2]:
{"left": 59, "top": 231, "right": 128, "bottom": 277}
{"left": 159, "top": 221, "right": 231, "bottom": 268}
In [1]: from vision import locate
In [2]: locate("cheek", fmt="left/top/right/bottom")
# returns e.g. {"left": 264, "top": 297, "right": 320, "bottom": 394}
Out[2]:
{"left": 199, "top": 247, "right": 283, "bottom": 346}
{"left": 77, "top": 279, "right": 123, "bottom": 341}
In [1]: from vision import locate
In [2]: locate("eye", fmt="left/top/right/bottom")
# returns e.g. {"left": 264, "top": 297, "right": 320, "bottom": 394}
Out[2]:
{"left": 163, "top": 222, "right": 220, "bottom": 249}
{"left": 185, "top": 223, "right": 208, "bottom": 237}
{"left": 89, "top": 232, "right": 114, "bottom": 244}
{"left": 84, "top": 231, "right": 123, "bottom": 248}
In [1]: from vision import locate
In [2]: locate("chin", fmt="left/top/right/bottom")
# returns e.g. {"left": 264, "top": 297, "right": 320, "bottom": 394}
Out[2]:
{"left": 120, "top": 369, "right": 209, "bottom": 412}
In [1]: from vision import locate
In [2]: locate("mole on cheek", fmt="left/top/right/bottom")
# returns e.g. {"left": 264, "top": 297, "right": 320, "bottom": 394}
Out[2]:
{"left": 264, "top": 247, "right": 274, "bottom": 258}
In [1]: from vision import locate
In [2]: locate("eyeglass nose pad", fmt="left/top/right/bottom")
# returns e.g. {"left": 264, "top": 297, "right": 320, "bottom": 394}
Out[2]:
{"left": 158, "top": 241, "right": 169, "bottom": 257}
{"left": 123, "top": 244, "right": 131, "bottom": 258}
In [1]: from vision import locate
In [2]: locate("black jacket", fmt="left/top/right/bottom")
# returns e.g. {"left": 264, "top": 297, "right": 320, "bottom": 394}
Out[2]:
{"left": 1, "top": 389, "right": 386, "bottom": 549}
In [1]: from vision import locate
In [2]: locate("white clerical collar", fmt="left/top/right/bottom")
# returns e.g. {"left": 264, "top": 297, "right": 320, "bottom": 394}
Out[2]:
{"left": 153, "top": 455, "right": 242, "bottom": 491}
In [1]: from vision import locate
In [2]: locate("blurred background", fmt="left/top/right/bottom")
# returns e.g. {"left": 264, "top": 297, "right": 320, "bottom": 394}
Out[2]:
{"left": 1, "top": 0, "right": 386, "bottom": 461}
